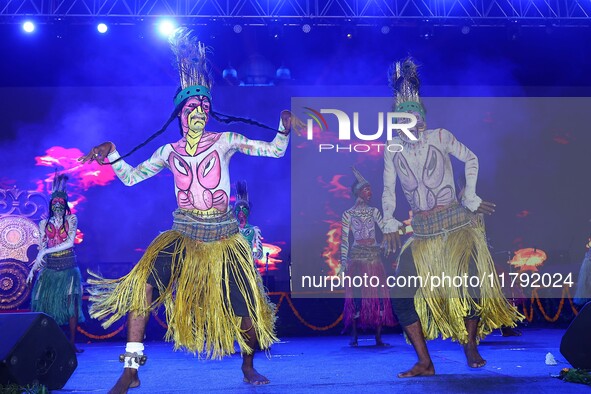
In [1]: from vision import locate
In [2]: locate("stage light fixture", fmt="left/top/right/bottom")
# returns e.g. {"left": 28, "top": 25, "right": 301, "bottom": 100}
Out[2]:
{"left": 276, "top": 65, "right": 291, "bottom": 80}
{"left": 461, "top": 25, "right": 470, "bottom": 35}
{"left": 223, "top": 64, "right": 238, "bottom": 81}
{"left": 275, "top": 64, "right": 292, "bottom": 86}
{"left": 302, "top": 24, "right": 311, "bottom": 33}
{"left": 268, "top": 21, "right": 283, "bottom": 40}
{"left": 341, "top": 19, "right": 357, "bottom": 40}
{"left": 233, "top": 24, "right": 243, "bottom": 34}
{"left": 23, "top": 21, "right": 35, "bottom": 33}
{"left": 97, "top": 23, "right": 108, "bottom": 34}
{"left": 381, "top": 25, "right": 390, "bottom": 35}
{"left": 419, "top": 24, "right": 434, "bottom": 40}
{"left": 158, "top": 20, "right": 177, "bottom": 37}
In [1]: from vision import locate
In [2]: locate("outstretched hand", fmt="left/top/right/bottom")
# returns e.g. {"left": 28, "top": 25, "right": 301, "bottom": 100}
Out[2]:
{"left": 476, "top": 201, "right": 496, "bottom": 215}
{"left": 26, "top": 269, "right": 35, "bottom": 285}
{"left": 383, "top": 232, "right": 401, "bottom": 257}
{"left": 280, "top": 110, "right": 305, "bottom": 135}
{"left": 26, "top": 255, "right": 44, "bottom": 284}
{"left": 78, "top": 142, "right": 115, "bottom": 165}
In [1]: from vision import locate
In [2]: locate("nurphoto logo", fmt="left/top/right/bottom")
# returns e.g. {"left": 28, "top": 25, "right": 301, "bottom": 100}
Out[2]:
{"left": 304, "top": 108, "right": 417, "bottom": 153}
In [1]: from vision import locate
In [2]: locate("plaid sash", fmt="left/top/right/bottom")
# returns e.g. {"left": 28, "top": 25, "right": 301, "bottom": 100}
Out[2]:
{"left": 172, "top": 209, "right": 239, "bottom": 242}
{"left": 411, "top": 202, "right": 475, "bottom": 238}
{"left": 349, "top": 245, "right": 382, "bottom": 263}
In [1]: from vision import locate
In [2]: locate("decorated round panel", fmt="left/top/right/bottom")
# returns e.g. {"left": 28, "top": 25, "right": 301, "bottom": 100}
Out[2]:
{"left": 0, "top": 260, "right": 31, "bottom": 310}
{"left": 0, "top": 216, "right": 41, "bottom": 262}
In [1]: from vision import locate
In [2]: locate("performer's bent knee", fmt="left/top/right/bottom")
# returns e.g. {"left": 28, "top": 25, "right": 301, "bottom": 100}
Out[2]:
{"left": 392, "top": 297, "right": 419, "bottom": 327}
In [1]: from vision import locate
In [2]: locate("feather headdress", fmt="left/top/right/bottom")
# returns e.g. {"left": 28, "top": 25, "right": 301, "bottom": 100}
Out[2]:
{"left": 388, "top": 57, "right": 425, "bottom": 117}
{"left": 169, "top": 27, "right": 213, "bottom": 107}
{"left": 235, "top": 180, "right": 250, "bottom": 211}
{"left": 351, "top": 166, "right": 370, "bottom": 195}
{"left": 51, "top": 170, "right": 69, "bottom": 200}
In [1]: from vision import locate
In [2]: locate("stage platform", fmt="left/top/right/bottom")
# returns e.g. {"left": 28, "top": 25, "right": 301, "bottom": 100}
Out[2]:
{"left": 57, "top": 328, "right": 587, "bottom": 393}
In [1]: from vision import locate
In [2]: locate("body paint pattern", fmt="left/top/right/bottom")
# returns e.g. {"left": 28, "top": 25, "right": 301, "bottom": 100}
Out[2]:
{"left": 40, "top": 214, "right": 77, "bottom": 252}
{"left": 382, "top": 128, "right": 481, "bottom": 232}
{"left": 108, "top": 131, "right": 289, "bottom": 213}
{"left": 240, "top": 225, "right": 264, "bottom": 260}
{"left": 340, "top": 206, "right": 384, "bottom": 267}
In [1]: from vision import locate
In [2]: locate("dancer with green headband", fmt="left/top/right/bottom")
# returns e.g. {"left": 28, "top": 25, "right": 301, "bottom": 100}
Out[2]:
{"left": 382, "top": 57, "right": 523, "bottom": 378}
{"left": 79, "top": 28, "right": 298, "bottom": 392}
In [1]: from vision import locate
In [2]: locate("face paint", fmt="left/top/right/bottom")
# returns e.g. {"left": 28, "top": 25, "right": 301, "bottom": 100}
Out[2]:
{"left": 358, "top": 185, "right": 372, "bottom": 202}
{"left": 236, "top": 206, "right": 249, "bottom": 216}
{"left": 51, "top": 198, "right": 66, "bottom": 215}
{"left": 235, "top": 205, "right": 250, "bottom": 225}
{"left": 181, "top": 96, "right": 210, "bottom": 135}
{"left": 397, "top": 111, "right": 426, "bottom": 143}
{"left": 180, "top": 96, "right": 212, "bottom": 157}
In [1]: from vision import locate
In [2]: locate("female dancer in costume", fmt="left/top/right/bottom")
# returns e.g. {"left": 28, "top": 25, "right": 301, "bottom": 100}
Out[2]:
{"left": 27, "top": 173, "right": 85, "bottom": 353}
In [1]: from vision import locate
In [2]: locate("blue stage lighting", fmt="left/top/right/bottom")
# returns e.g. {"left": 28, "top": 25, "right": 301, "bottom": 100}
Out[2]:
{"left": 23, "top": 21, "right": 35, "bottom": 33}
{"left": 158, "top": 20, "right": 176, "bottom": 37}
{"left": 97, "top": 23, "right": 108, "bottom": 34}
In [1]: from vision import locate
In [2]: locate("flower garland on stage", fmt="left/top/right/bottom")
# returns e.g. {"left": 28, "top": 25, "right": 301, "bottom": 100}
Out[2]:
{"left": 72, "top": 287, "right": 584, "bottom": 339}
{"left": 520, "top": 286, "right": 580, "bottom": 323}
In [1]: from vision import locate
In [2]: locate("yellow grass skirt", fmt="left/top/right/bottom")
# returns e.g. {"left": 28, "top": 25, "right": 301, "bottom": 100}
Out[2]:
{"left": 403, "top": 216, "right": 524, "bottom": 344}
{"left": 88, "top": 230, "right": 277, "bottom": 359}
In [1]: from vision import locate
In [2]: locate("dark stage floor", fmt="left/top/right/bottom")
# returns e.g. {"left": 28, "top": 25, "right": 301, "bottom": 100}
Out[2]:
{"left": 57, "top": 328, "right": 586, "bottom": 393}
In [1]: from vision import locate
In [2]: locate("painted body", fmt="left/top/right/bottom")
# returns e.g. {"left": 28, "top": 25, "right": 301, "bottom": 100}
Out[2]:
{"left": 382, "top": 128, "right": 481, "bottom": 232}
{"left": 108, "top": 131, "right": 288, "bottom": 214}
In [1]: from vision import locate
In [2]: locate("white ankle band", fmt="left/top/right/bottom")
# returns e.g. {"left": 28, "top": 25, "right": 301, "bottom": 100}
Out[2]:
{"left": 123, "top": 342, "right": 145, "bottom": 370}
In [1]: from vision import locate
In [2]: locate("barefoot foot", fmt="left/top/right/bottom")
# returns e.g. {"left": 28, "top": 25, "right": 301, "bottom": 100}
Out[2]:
{"left": 397, "top": 361, "right": 435, "bottom": 378}
{"left": 501, "top": 326, "right": 522, "bottom": 337}
{"left": 242, "top": 366, "right": 269, "bottom": 385}
{"left": 463, "top": 343, "right": 486, "bottom": 368}
{"left": 108, "top": 368, "right": 140, "bottom": 394}
{"left": 349, "top": 338, "right": 358, "bottom": 347}
{"left": 375, "top": 339, "right": 390, "bottom": 347}
{"left": 70, "top": 342, "right": 84, "bottom": 353}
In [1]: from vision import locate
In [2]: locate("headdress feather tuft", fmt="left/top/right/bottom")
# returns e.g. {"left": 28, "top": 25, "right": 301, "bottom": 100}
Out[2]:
{"left": 388, "top": 57, "right": 425, "bottom": 116}
{"left": 351, "top": 166, "right": 370, "bottom": 195}
{"left": 51, "top": 170, "right": 69, "bottom": 200}
{"left": 169, "top": 27, "right": 213, "bottom": 107}
{"left": 236, "top": 180, "right": 249, "bottom": 204}
{"left": 235, "top": 180, "right": 251, "bottom": 211}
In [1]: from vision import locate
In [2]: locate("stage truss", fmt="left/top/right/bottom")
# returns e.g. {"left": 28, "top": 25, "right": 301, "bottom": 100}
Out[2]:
{"left": 0, "top": 0, "right": 589, "bottom": 27}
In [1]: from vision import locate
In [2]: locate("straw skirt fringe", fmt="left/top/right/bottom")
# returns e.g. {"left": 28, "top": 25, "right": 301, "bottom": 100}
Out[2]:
{"left": 88, "top": 230, "right": 277, "bottom": 359}
{"left": 403, "top": 217, "right": 523, "bottom": 344}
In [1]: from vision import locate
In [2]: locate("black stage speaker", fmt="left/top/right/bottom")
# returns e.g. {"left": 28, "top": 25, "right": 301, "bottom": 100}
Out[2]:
{"left": 0, "top": 312, "right": 77, "bottom": 390}
{"left": 560, "top": 302, "right": 591, "bottom": 369}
